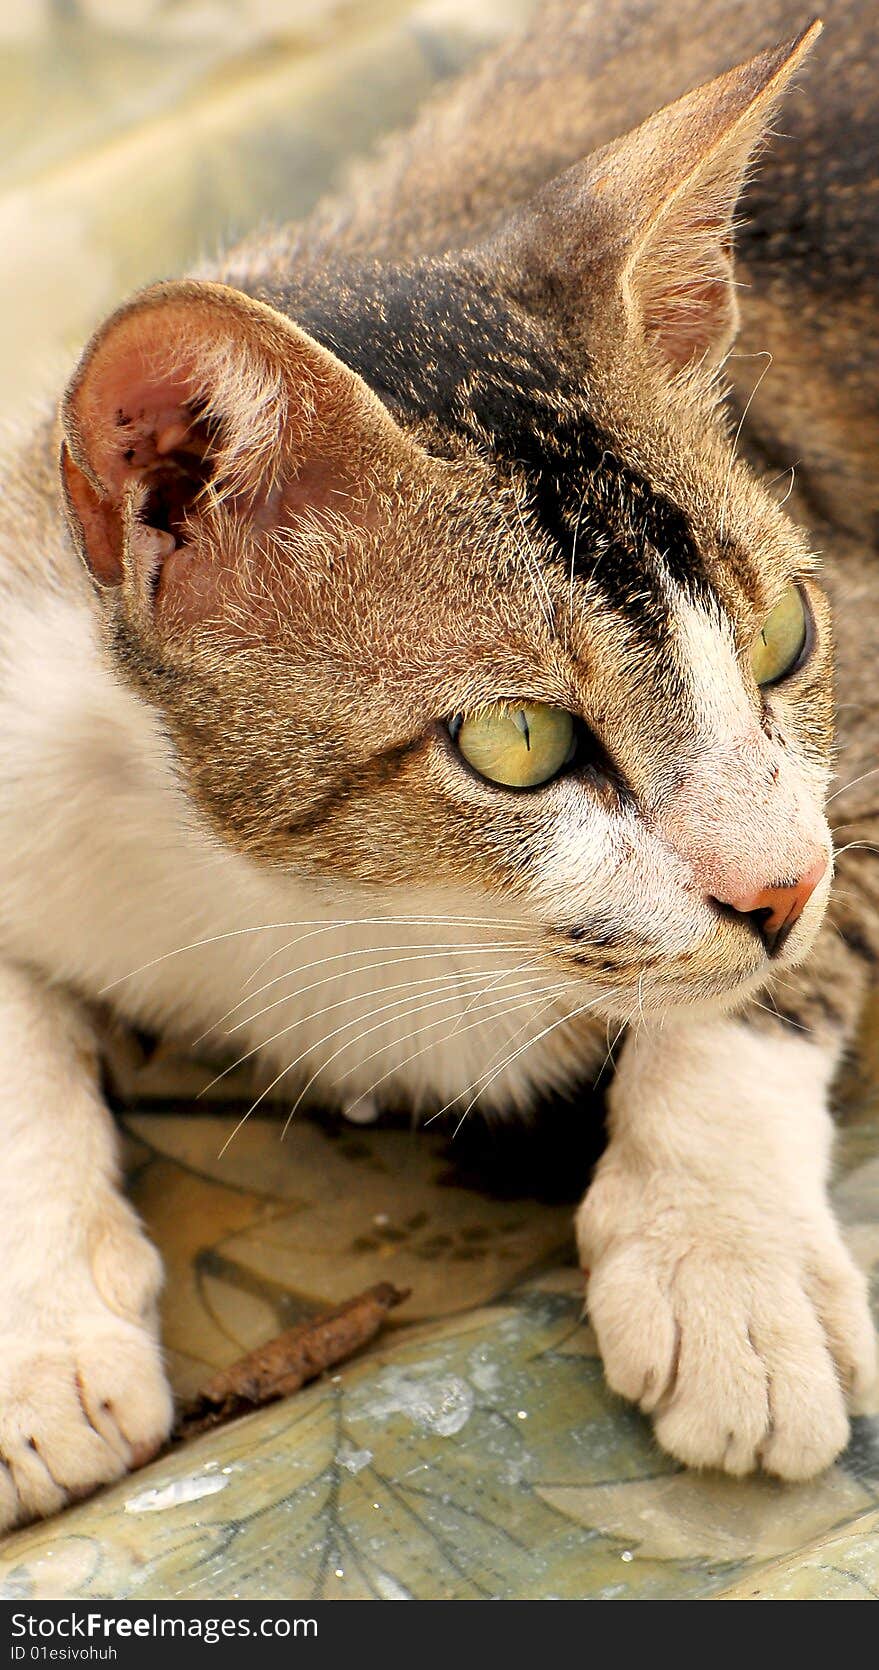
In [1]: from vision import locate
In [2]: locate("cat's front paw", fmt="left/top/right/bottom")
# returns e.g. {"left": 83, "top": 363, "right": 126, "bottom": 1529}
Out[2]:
{"left": 576, "top": 1167, "right": 877, "bottom": 1481}
{"left": 0, "top": 1318, "right": 172, "bottom": 1530}
{"left": 0, "top": 1204, "right": 172, "bottom": 1531}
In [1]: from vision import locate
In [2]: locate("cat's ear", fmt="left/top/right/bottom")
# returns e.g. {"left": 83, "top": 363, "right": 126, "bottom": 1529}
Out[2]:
{"left": 486, "top": 23, "right": 821, "bottom": 373}
{"left": 60, "top": 280, "right": 409, "bottom": 620}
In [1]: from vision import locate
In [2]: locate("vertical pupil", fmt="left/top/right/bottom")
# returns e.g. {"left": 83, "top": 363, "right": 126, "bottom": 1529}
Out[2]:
{"left": 513, "top": 710, "right": 531, "bottom": 750}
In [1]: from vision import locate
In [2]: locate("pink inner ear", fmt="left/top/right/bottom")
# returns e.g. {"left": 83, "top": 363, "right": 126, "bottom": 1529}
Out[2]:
{"left": 83, "top": 348, "right": 224, "bottom": 561}
{"left": 633, "top": 195, "right": 739, "bottom": 373}
{"left": 65, "top": 330, "right": 226, "bottom": 589}
{"left": 81, "top": 344, "right": 200, "bottom": 500}
{"left": 64, "top": 285, "right": 408, "bottom": 616}
{"left": 643, "top": 268, "right": 736, "bottom": 371}
{"left": 61, "top": 446, "right": 126, "bottom": 584}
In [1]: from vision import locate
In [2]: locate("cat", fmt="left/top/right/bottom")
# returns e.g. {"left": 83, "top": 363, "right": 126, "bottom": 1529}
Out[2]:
{"left": 0, "top": 0, "right": 876, "bottom": 1530}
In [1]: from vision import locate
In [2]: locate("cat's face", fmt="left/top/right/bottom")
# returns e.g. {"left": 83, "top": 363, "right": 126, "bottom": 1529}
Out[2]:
{"left": 59, "top": 29, "right": 831, "bottom": 1024}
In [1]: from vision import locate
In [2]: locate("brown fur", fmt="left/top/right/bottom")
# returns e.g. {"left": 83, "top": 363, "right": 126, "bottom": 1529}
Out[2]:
{"left": 211, "top": 2, "right": 879, "bottom": 1051}
{"left": 48, "top": 16, "right": 844, "bottom": 1032}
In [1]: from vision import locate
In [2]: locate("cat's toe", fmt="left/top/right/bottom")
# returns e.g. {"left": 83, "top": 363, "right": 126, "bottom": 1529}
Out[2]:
{"left": 0, "top": 1320, "right": 172, "bottom": 1531}
{"left": 750, "top": 1239, "right": 876, "bottom": 1479}
{"left": 586, "top": 1240, "right": 775, "bottom": 1474}
{"left": 73, "top": 1322, "right": 174, "bottom": 1469}
{"left": 584, "top": 1244, "right": 680, "bottom": 1411}
{"left": 805, "top": 1236, "right": 878, "bottom": 1405}
{"left": 654, "top": 1259, "right": 851, "bottom": 1480}
{"left": 648, "top": 1271, "right": 774, "bottom": 1476}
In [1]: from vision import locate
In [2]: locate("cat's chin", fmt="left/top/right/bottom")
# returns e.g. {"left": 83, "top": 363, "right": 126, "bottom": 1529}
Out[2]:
{"left": 640, "top": 894, "right": 831, "bottom": 1021}
{"left": 640, "top": 947, "right": 808, "bottom": 1024}
{"left": 615, "top": 946, "right": 796, "bottom": 1025}
{"left": 653, "top": 984, "right": 767, "bottom": 1027}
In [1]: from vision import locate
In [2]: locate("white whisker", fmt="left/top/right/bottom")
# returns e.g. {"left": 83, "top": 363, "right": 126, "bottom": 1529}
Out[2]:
{"left": 452, "top": 951, "right": 549, "bottom": 1026}
{"left": 426, "top": 984, "right": 623, "bottom": 1137}
{"left": 273, "top": 974, "right": 567, "bottom": 1147}
{"left": 444, "top": 978, "right": 573, "bottom": 1099}
{"left": 566, "top": 493, "right": 587, "bottom": 650}
{"left": 719, "top": 350, "right": 773, "bottom": 541}
{"left": 507, "top": 495, "right": 556, "bottom": 638}
{"left": 241, "top": 912, "right": 533, "bottom": 988}
{"left": 827, "top": 766, "right": 879, "bottom": 805}
{"left": 752, "top": 997, "right": 811, "bottom": 1033}
{"left": 593, "top": 1005, "right": 635, "bottom": 1090}
{"left": 213, "top": 968, "right": 561, "bottom": 1157}
{"left": 101, "top": 911, "right": 534, "bottom": 993}
{"left": 228, "top": 961, "right": 547, "bottom": 1045}
{"left": 207, "top": 964, "right": 550, "bottom": 1102}
{"left": 196, "top": 939, "right": 532, "bottom": 1043}
{"left": 451, "top": 987, "right": 624, "bottom": 1137}
{"left": 330, "top": 980, "right": 574, "bottom": 1111}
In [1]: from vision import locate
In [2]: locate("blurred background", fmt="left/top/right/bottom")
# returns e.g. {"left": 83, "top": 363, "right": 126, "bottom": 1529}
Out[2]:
{"left": 0, "top": 0, "right": 533, "bottom": 423}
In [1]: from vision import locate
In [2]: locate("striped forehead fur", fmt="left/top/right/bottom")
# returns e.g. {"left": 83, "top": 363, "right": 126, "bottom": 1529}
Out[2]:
{"left": 256, "top": 254, "right": 781, "bottom": 635}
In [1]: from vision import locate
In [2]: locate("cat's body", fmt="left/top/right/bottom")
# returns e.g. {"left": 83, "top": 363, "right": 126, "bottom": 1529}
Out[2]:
{"left": 0, "top": 0, "right": 876, "bottom": 1529}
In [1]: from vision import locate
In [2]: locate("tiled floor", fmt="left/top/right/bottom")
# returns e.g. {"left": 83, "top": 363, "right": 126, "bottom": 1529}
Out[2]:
{"left": 0, "top": 0, "right": 877, "bottom": 1601}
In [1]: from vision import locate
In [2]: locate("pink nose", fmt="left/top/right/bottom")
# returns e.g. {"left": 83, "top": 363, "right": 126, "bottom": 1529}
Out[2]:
{"left": 712, "top": 855, "right": 827, "bottom": 957}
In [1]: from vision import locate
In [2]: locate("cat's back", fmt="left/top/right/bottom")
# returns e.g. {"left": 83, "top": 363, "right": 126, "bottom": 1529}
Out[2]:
{"left": 286, "top": 0, "right": 877, "bottom": 283}
{"left": 248, "top": 0, "right": 875, "bottom": 553}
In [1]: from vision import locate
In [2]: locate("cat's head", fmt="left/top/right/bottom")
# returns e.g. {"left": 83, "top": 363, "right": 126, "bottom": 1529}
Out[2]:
{"left": 59, "top": 24, "right": 831, "bottom": 1020}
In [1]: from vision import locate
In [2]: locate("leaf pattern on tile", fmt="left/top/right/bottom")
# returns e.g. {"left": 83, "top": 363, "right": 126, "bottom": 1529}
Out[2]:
{"left": 125, "top": 1114, "right": 573, "bottom": 1356}
{"left": 3, "top": 1279, "right": 876, "bottom": 1602}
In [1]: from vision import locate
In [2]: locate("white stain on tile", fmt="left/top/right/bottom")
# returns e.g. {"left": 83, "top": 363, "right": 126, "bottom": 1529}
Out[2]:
{"left": 338, "top": 1445, "right": 373, "bottom": 1475}
{"left": 468, "top": 1353, "right": 500, "bottom": 1393}
{"left": 124, "top": 1473, "right": 229, "bottom": 1514}
{"left": 358, "top": 1368, "right": 474, "bottom": 1437}
{"left": 374, "top": 1570, "right": 413, "bottom": 1600}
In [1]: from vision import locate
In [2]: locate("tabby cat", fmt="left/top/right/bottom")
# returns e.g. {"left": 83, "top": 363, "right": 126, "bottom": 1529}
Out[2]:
{"left": 0, "top": 0, "right": 876, "bottom": 1527}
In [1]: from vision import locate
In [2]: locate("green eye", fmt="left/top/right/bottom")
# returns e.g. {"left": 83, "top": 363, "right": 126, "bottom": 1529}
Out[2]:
{"left": 453, "top": 701, "right": 576, "bottom": 788}
{"left": 751, "top": 585, "right": 808, "bottom": 687}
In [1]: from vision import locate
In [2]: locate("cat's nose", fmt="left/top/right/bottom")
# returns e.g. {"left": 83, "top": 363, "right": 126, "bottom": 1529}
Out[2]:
{"left": 711, "top": 855, "right": 828, "bottom": 957}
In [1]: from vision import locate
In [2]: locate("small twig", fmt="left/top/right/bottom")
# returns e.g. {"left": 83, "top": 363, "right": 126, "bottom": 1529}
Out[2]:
{"left": 172, "top": 1282, "right": 409, "bottom": 1441}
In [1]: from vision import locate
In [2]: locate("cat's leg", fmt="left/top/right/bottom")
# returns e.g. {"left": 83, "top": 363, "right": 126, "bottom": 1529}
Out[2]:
{"left": 0, "top": 962, "right": 172, "bottom": 1528}
{"left": 576, "top": 949, "right": 877, "bottom": 1479}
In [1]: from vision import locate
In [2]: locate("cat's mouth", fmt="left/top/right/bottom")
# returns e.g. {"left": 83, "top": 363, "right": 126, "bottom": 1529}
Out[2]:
{"left": 552, "top": 863, "right": 831, "bottom": 1018}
